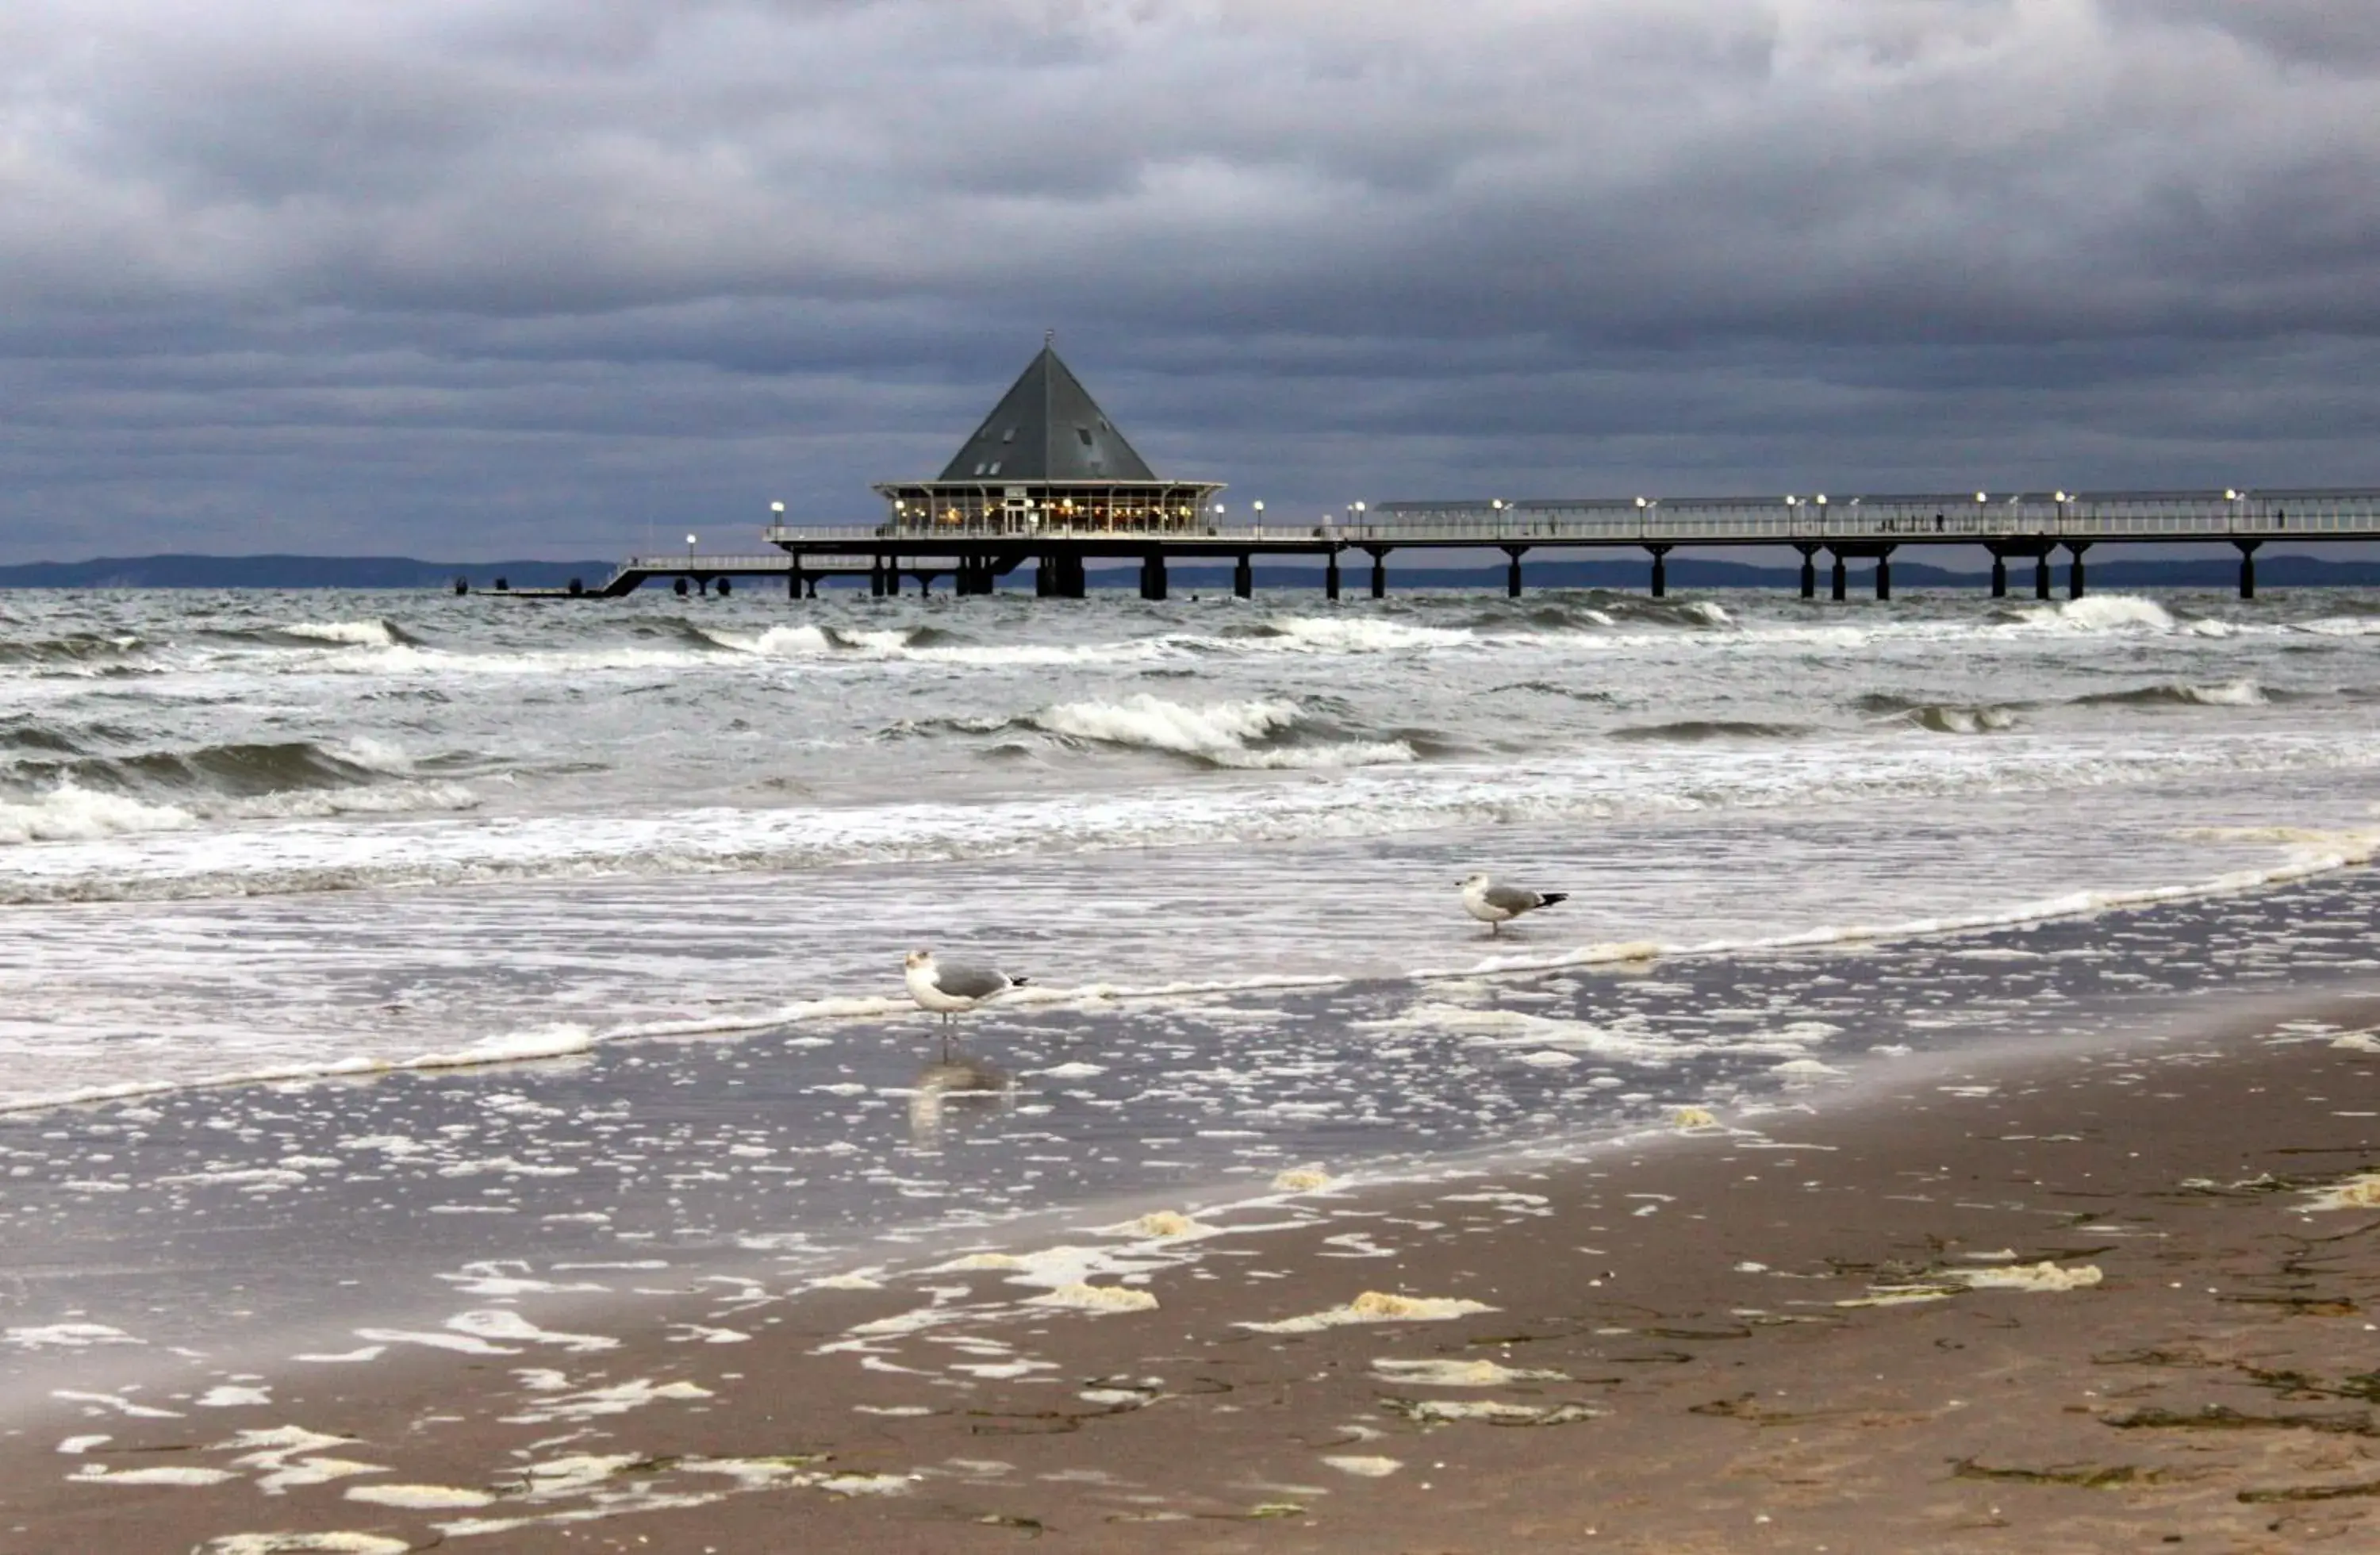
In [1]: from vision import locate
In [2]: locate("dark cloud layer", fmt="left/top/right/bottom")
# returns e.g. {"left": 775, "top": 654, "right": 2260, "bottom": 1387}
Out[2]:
{"left": 2, "top": 1, "right": 2378, "bottom": 561}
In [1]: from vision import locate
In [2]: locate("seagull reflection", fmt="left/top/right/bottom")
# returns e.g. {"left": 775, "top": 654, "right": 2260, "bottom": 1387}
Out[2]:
{"left": 907, "top": 1054, "right": 1012, "bottom": 1145}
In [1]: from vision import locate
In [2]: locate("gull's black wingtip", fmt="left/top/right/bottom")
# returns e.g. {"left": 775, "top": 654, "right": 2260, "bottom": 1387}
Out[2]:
{"left": 1541, "top": 892, "right": 1571, "bottom": 908}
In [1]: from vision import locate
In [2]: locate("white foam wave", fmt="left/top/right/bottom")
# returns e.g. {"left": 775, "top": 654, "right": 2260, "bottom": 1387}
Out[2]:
{"left": 225, "top": 781, "right": 481, "bottom": 821}
{"left": 1029, "top": 694, "right": 1415, "bottom": 768}
{"left": 2013, "top": 594, "right": 2175, "bottom": 633}
{"left": 2180, "top": 679, "right": 2267, "bottom": 706}
{"left": 282, "top": 620, "right": 401, "bottom": 647}
{"left": 1927, "top": 706, "right": 2019, "bottom": 735}
{"left": 722, "top": 621, "right": 1173, "bottom": 669}
{"left": 1257, "top": 616, "right": 1476, "bottom": 653}
{"left": 0, "top": 783, "right": 195, "bottom": 846}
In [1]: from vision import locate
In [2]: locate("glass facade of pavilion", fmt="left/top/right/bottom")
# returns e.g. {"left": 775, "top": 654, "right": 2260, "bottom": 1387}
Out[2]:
{"left": 869, "top": 480, "right": 1226, "bottom": 536}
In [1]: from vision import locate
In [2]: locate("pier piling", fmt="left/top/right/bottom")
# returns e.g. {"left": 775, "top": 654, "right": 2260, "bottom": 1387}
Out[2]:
{"left": 1990, "top": 555, "right": 2007, "bottom": 597}
{"left": 2067, "top": 542, "right": 2090, "bottom": 600}
{"left": 2035, "top": 555, "right": 2052, "bottom": 600}
{"left": 1503, "top": 546, "right": 1527, "bottom": 598}
{"left": 1234, "top": 555, "right": 1253, "bottom": 599}
{"left": 2236, "top": 539, "right": 2262, "bottom": 599}
{"left": 1648, "top": 544, "right": 1671, "bottom": 598}
{"left": 1875, "top": 546, "right": 1894, "bottom": 601}
{"left": 1795, "top": 544, "right": 1818, "bottom": 599}
{"left": 1367, "top": 547, "right": 1388, "bottom": 599}
{"left": 1830, "top": 551, "right": 1848, "bottom": 602}
{"left": 1324, "top": 551, "right": 1342, "bottom": 601}
{"left": 1140, "top": 553, "right": 1169, "bottom": 601}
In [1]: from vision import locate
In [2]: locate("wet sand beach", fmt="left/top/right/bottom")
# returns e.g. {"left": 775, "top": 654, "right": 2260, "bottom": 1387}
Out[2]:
{"left": 8, "top": 995, "right": 2379, "bottom": 1553}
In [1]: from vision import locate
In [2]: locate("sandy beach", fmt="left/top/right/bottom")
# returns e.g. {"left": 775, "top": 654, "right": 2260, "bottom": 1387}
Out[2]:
{"left": 8, "top": 985, "right": 2378, "bottom": 1553}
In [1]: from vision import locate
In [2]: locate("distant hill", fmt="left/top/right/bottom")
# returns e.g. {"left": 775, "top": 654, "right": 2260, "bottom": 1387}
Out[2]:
{"left": 6, "top": 551, "right": 2380, "bottom": 593}
{"left": 0, "top": 555, "right": 617, "bottom": 589}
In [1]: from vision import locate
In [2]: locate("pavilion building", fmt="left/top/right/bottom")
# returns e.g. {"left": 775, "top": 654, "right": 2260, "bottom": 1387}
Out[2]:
{"left": 872, "top": 339, "right": 1223, "bottom": 536}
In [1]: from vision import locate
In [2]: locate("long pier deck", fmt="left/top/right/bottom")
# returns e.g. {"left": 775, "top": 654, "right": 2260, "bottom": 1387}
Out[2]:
{"left": 554, "top": 488, "right": 2380, "bottom": 602}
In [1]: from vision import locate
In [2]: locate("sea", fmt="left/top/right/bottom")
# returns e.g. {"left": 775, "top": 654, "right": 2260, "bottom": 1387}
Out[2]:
{"left": 5, "top": 581, "right": 2380, "bottom": 1388}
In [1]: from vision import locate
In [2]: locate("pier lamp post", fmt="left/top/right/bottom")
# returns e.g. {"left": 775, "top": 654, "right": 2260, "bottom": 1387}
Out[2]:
{"left": 1784, "top": 494, "right": 1802, "bottom": 537}
{"left": 1253, "top": 500, "right": 1265, "bottom": 533}
{"left": 686, "top": 532, "right": 697, "bottom": 561}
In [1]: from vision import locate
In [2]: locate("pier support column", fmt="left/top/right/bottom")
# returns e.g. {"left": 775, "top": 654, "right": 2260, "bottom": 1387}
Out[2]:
{"left": 1234, "top": 555, "right": 1253, "bottom": 599}
{"left": 1064, "top": 555, "right": 1087, "bottom": 598}
{"left": 870, "top": 557, "right": 887, "bottom": 598}
{"left": 1324, "top": 551, "right": 1342, "bottom": 601}
{"left": 1830, "top": 551, "right": 1848, "bottom": 602}
{"left": 1503, "top": 546, "right": 1527, "bottom": 599}
{"left": 2067, "top": 542, "right": 2090, "bottom": 601}
{"left": 1140, "top": 553, "right": 1168, "bottom": 601}
{"left": 1875, "top": 546, "right": 1895, "bottom": 601}
{"left": 1990, "top": 554, "right": 2007, "bottom": 598}
{"left": 2235, "top": 539, "right": 2263, "bottom": 599}
{"left": 2035, "top": 554, "right": 2052, "bottom": 600}
{"left": 1648, "top": 544, "right": 1672, "bottom": 598}
{"left": 1367, "top": 547, "right": 1389, "bottom": 599}
{"left": 1795, "top": 544, "right": 1818, "bottom": 599}
{"left": 1035, "top": 555, "right": 1055, "bottom": 597}
{"left": 789, "top": 565, "right": 804, "bottom": 600}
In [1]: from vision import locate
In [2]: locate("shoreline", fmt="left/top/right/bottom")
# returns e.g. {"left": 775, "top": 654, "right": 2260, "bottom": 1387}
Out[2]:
{"left": 10, "top": 990, "right": 2380, "bottom": 1550}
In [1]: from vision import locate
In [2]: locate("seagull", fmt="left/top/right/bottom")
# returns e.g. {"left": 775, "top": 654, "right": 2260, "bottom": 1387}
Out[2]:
{"left": 904, "top": 950, "right": 1027, "bottom": 1053}
{"left": 1460, "top": 873, "right": 1569, "bottom": 936}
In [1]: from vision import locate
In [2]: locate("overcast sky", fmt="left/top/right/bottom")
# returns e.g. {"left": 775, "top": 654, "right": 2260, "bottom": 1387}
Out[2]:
{"left": 3, "top": 0, "right": 2378, "bottom": 562}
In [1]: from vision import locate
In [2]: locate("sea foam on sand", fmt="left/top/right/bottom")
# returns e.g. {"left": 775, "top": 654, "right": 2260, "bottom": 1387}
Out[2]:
{"left": 1025, "top": 1283, "right": 1159, "bottom": 1313}
{"left": 1242, "top": 1291, "right": 1495, "bottom": 1333}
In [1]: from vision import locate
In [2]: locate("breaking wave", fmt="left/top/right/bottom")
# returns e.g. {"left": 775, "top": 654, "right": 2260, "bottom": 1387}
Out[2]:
{"left": 1027, "top": 695, "right": 1419, "bottom": 769}
{"left": 2006, "top": 595, "right": 2175, "bottom": 633}
{"left": 2074, "top": 679, "right": 2271, "bottom": 708}
{"left": 275, "top": 619, "right": 424, "bottom": 649}
{"left": 0, "top": 632, "right": 147, "bottom": 668}
{"left": 0, "top": 737, "right": 478, "bottom": 844}
{"left": 1854, "top": 694, "right": 2025, "bottom": 735}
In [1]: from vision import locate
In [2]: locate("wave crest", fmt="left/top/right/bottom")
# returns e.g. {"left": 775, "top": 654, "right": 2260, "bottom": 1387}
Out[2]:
{"left": 2075, "top": 679, "right": 2268, "bottom": 708}
{"left": 0, "top": 632, "right": 145, "bottom": 668}
{"left": 2010, "top": 595, "right": 2175, "bottom": 633}
{"left": 278, "top": 619, "right": 420, "bottom": 648}
{"left": 1029, "top": 695, "right": 1418, "bottom": 769}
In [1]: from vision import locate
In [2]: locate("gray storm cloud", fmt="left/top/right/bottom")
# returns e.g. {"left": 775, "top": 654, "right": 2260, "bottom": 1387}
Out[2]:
{"left": 1, "top": 0, "right": 2376, "bottom": 560}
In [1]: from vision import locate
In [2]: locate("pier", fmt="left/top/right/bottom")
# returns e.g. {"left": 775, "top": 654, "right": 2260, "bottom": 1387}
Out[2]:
{"left": 562, "top": 487, "right": 2380, "bottom": 603}
{"left": 492, "top": 342, "right": 2380, "bottom": 605}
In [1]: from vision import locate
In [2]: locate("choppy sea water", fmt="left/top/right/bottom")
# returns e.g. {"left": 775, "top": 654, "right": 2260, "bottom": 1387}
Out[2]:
{"left": 5, "top": 582, "right": 2380, "bottom": 1388}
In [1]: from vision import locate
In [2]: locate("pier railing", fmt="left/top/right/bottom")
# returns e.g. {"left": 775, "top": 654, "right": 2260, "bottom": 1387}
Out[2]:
{"left": 760, "top": 488, "right": 2380, "bottom": 550}
{"left": 623, "top": 552, "right": 793, "bottom": 570}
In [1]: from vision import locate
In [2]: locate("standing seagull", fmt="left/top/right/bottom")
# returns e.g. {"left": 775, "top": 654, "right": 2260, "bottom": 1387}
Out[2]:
{"left": 1460, "top": 873, "right": 1569, "bottom": 936}
{"left": 904, "top": 950, "right": 1027, "bottom": 1055}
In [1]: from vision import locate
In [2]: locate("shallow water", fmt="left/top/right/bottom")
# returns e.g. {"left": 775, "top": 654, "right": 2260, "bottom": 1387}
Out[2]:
{"left": 5, "top": 584, "right": 2379, "bottom": 1111}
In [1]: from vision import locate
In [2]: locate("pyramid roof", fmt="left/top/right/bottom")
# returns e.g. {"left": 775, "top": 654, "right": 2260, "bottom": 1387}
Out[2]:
{"left": 935, "top": 344, "right": 1160, "bottom": 483}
